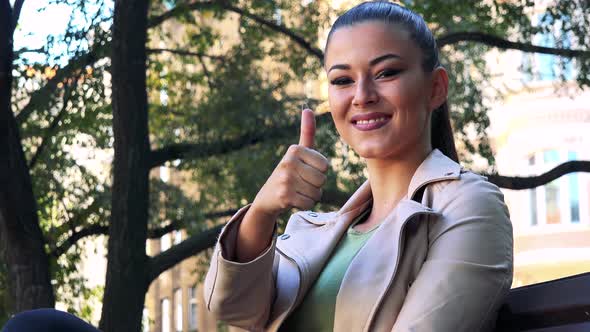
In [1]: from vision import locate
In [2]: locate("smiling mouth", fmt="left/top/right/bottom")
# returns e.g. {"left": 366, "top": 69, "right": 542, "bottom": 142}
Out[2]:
{"left": 351, "top": 116, "right": 391, "bottom": 131}
{"left": 353, "top": 117, "right": 389, "bottom": 125}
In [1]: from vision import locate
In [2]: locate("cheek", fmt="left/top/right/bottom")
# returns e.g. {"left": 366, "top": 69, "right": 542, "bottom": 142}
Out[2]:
{"left": 328, "top": 88, "right": 350, "bottom": 118}
{"left": 328, "top": 89, "right": 352, "bottom": 140}
{"left": 383, "top": 80, "right": 430, "bottom": 116}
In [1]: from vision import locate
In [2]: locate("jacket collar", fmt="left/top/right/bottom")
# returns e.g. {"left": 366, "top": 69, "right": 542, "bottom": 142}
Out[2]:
{"left": 275, "top": 150, "right": 460, "bottom": 321}
{"left": 334, "top": 148, "right": 461, "bottom": 221}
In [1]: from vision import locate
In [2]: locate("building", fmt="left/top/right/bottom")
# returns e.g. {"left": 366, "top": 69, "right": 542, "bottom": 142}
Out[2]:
{"left": 144, "top": 228, "right": 218, "bottom": 332}
{"left": 145, "top": 1, "right": 590, "bottom": 331}
{"left": 485, "top": 0, "right": 590, "bottom": 285}
{"left": 490, "top": 81, "right": 590, "bottom": 287}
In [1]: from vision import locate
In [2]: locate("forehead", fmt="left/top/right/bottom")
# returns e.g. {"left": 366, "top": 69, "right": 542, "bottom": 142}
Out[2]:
{"left": 325, "top": 21, "right": 419, "bottom": 67}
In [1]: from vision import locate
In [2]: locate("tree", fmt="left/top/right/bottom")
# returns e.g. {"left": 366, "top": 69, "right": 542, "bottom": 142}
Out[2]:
{"left": 0, "top": 0, "right": 55, "bottom": 313}
{"left": 98, "top": 0, "right": 151, "bottom": 329}
{"left": 1, "top": 0, "right": 589, "bottom": 330}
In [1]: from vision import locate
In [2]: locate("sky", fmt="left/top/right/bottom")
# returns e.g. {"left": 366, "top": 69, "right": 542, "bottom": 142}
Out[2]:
{"left": 13, "top": 1, "right": 73, "bottom": 63}
{"left": 13, "top": 0, "right": 112, "bottom": 66}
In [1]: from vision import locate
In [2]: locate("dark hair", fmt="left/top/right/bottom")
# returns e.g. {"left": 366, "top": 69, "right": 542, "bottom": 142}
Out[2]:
{"left": 325, "top": 1, "right": 458, "bottom": 162}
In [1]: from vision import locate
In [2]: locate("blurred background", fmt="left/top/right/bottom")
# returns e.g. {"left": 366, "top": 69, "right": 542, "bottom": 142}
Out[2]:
{"left": 1, "top": 0, "right": 589, "bottom": 331}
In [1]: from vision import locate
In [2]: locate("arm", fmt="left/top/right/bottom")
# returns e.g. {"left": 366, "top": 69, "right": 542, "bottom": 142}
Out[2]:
{"left": 203, "top": 204, "right": 280, "bottom": 331}
{"left": 204, "top": 109, "right": 328, "bottom": 330}
{"left": 392, "top": 177, "right": 514, "bottom": 332}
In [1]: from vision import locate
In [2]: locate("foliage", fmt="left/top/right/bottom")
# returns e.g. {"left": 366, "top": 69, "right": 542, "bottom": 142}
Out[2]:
{"left": 3, "top": 0, "right": 589, "bottom": 324}
{"left": 9, "top": 0, "right": 113, "bottom": 318}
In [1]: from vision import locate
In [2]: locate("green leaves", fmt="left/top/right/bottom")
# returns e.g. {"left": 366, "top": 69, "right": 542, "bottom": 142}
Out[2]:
{"left": 7, "top": 0, "right": 589, "bottom": 319}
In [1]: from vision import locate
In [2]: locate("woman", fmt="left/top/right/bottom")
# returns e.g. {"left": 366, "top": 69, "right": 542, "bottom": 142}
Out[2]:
{"left": 204, "top": 2, "right": 513, "bottom": 332}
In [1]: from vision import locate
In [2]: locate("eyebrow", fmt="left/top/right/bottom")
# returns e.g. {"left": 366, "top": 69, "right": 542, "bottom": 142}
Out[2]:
{"left": 328, "top": 53, "right": 401, "bottom": 73}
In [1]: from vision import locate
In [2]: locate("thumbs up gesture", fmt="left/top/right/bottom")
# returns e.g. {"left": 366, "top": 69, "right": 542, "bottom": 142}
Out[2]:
{"left": 251, "top": 109, "right": 330, "bottom": 219}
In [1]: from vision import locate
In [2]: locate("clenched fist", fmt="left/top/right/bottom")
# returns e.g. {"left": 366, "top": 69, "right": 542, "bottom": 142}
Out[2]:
{"left": 251, "top": 109, "right": 330, "bottom": 219}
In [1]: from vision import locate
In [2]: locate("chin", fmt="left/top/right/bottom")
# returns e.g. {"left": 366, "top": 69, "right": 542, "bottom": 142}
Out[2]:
{"left": 352, "top": 145, "right": 394, "bottom": 160}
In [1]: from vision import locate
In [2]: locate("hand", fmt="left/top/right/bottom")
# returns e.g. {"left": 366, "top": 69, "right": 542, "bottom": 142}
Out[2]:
{"left": 251, "top": 109, "right": 330, "bottom": 219}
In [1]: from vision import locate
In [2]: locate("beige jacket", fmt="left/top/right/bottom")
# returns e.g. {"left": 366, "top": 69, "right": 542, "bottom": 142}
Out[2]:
{"left": 204, "top": 149, "right": 513, "bottom": 332}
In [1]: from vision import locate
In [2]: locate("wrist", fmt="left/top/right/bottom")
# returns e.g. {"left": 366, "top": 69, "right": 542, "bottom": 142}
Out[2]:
{"left": 248, "top": 201, "right": 281, "bottom": 223}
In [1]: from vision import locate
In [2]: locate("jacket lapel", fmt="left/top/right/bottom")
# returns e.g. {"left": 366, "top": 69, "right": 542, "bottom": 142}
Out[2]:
{"left": 275, "top": 197, "right": 372, "bottom": 309}
{"left": 407, "top": 149, "right": 462, "bottom": 199}
{"left": 273, "top": 149, "right": 462, "bottom": 330}
{"left": 332, "top": 149, "right": 461, "bottom": 331}
{"left": 333, "top": 199, "right": 440, "bottom": 332}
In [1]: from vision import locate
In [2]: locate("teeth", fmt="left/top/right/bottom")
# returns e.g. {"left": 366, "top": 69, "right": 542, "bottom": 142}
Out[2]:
{"left": 356, "top": 117, "right": 387, "bottom": 125}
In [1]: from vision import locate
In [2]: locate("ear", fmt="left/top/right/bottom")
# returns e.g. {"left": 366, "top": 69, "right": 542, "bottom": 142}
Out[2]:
{"left": 429, "top": 67, "right": 448, "bottom": 111}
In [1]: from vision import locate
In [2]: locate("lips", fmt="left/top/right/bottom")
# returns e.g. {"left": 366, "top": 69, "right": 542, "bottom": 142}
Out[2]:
{"left": 350, "top": 112, "right": 391, "bottom": 122}
{"left": 350, "top": 112, "right": 392, "bottom": 131}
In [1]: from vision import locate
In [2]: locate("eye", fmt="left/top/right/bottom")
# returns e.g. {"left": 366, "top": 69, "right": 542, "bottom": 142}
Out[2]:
{"left": 330, "top": 77, "right": 354, "bottom": 86}
{"left": 375, "top": 68, "right": 402, "bottom": 79}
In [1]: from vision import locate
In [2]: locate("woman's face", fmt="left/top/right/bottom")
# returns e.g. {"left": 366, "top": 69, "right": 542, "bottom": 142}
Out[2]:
{"left": 325, "top": 21, "right": 444, "bottom": 160}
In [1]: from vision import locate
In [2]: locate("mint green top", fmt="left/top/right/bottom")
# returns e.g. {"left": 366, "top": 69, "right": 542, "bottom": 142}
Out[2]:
{"left": 279, "top": 209, "right": 378, "bottom": 332}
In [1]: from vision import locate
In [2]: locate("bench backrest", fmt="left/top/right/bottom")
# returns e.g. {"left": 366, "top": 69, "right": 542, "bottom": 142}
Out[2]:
{"left": 495, "top": 272, "right": 590, "bottom": 331}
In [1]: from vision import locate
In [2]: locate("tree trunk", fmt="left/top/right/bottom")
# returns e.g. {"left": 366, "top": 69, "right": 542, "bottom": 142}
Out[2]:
{"left": 0, "top": 0, "right": 55, "bottom": 313}
{"left": 99, "top": 0, "right": 151, "bottom": 331}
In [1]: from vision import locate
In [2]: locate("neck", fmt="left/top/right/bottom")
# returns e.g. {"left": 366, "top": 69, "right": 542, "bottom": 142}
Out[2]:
{"left": 365, "top": 146, "right": 432, "bottom": 222}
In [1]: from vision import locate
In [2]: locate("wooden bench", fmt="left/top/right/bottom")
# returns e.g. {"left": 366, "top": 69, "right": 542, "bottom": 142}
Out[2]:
{"left": 495, "top": 272, "right": 590, "bottom": 331}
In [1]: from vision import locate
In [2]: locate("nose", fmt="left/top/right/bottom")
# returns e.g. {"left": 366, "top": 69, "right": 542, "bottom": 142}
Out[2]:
{"left": 352, "top": 78, "right": 379, "bottom": 107}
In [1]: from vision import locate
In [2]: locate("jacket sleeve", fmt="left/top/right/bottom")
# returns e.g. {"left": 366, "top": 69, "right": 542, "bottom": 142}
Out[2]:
{"left": 392, "top": 175, "right": 514, "bottom": 332}
{"left": 203, "top": 204, "right": 280, "bottom": 331}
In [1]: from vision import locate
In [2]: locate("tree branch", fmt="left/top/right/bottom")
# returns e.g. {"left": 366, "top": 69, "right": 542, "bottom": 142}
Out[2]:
{"left": 50, "top": 183, "right": 349, "bottom": 260}
{"left": 147, "top": 224, "right": 223, "bottom": 283}
{"left": 143, "top": 159, "right": 590, "bottom": 280}
{"left": 222, "top": 3, "right": 323, "bottom": 61}
{"left": 14, "top": 47, "right": 44, "bottom": 58}
{"left": 147, "top": 1, "right": 217, "bottom": 28}
{"left": 48, "top": 189, "right": 109, "bottom": 257}
{"left": 196, "top": 54, "right": 215, "bottom": 88}
{"left": 51, "top": 208, "right": 238, "bottom": 257}
{"left": 12, "top": 0, "right": 25, "bottom": 32}
{"left": 15, "top": 45, "right": 106, "bottom": 124}
{"left": 144, "top": 186, "right": 375, "bottom": 282}
{"left": 149, "top": 112, "right": 332, "bottom": 168}
{"left": 148, "top": 1, "right": 324, "bottom": 61}
{"left": 485, "top": 160, "right": 590, "bottom": 190}
{"left": 51, "top": 223, "right": 109, "bottom": 257}
{"left": 147, "top": 208, "right": 238, "bottom": 239}
{"left": 146, "top": 47, "right": 225, "bottom": 61}
{"left": 28, "top": 83, "right": 73, "bottom": 169}
{"left": 437, "top": 31, "right": 590, "bottom": 58}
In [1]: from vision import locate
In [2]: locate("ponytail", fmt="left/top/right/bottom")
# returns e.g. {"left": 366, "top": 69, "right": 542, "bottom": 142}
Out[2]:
{"left": 431, "top": 101, "right": 458, "bottom": 163}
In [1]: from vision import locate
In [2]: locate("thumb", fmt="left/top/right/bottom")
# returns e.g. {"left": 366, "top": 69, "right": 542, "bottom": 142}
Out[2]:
{"left": 298, "top": 109, "right": 316, "bottom": 148}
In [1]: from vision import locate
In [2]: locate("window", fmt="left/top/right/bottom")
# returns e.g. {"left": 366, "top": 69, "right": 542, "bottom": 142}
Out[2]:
{"left": 273, "top": 8, "right": 282, "bottom": 25}
{"left": 142, "top": 308, "right": 149, "bottom": 332}
{"left": 189, "top": 286, "right": 198, "bottom": 330}
{"left": 537, "top": 33, "right": 557, "bottom": 81}
{"left": 160, "top": 89, "right": 169, "bottom": 106}
{"left": 160, "top": 166, "right": 170, "bottom": 183}
{"left": 545, "top": 180, "right": 561, "bottom": 224}
{"left": 161, "top": 298, "right": 170, "bottom": 332}
{"left": 161, "top": 233, "right": 171, "bottom": 252}
{"left": 527, "top": 150, "right": 582, "bottom": 226}
{"left": 568, "top": 151, "right": 580, "bottom": 223}
{"left": 520, "top": 14, "right": 575, "bottom": 84}
{"left": 174, "top": 288, "right": 183, "bottom": 332}
{"left": 529, "top": 188, "right": 537, "bottom": 226}
{"left": 174, "top": 230, "right": 182, "bottom": 245}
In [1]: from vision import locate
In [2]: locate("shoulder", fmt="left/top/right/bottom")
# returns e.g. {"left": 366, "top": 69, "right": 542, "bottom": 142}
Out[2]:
{"left": 428, "top": 169, "right": 512, "bottom": 239}
{"left": 431, "top": 169, "right": 506, "bottom": 211}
